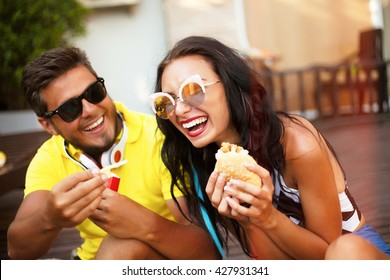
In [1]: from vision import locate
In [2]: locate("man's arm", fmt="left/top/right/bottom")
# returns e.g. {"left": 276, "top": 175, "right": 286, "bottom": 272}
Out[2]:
{"left": 7, "top": 191, "right": 61, "bottom": 259}
{"left": 91, "top": 190, "right": 220, "bottom": 259}
{"left": 149, "top": 197, "right": 220, "bottom": 259}
{"left": 7, "top": 170, "right": 107, "bottom": 259}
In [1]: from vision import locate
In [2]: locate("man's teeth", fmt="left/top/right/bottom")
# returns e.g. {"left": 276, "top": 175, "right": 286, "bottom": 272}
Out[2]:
{"left": 85, "top": 117, "right": 103, "bottom": 131}
{"left": 182, "top": 117, "right": 207, "bottom": 129}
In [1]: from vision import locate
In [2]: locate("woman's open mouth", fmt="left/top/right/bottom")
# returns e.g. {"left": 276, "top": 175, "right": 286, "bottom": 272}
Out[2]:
{"left": 181, "top": 116, "right": 208, "bottom": 137}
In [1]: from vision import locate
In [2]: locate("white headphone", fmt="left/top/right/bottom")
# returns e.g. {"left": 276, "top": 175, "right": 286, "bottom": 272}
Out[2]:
{"left": 64, "top": 113, "right": 128, "bottom": 170}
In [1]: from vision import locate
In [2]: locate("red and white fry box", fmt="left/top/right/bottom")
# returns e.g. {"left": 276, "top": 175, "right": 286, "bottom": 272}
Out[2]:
{"left": 100, "top": 160, "right": 127, "bottom": 192}
{"left": 107, "top": 173, "right": 120, "bottom": 192}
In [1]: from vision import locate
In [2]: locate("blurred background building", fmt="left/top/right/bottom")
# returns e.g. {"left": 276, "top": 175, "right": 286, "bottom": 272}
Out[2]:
{"left": 0, "top": 0, "right": 388, "bottom": 134}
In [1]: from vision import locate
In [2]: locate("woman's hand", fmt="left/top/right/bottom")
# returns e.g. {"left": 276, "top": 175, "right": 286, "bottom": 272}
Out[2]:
{"left": 205, "top": 170, "right": 232, "bottom": 215}
{"left": 207, "top": 163, "right": 277, "bottom": 229}
{"left": 225, "top": 164, "right": 276, "bottom": 228}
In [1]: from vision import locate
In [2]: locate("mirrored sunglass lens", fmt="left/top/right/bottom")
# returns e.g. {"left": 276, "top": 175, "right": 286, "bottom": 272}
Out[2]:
{"left": 182, "top": 82, "right": 204, "bottom": 106}
{"left": 154, "top": 95, "right": 174, "bottom": 119}
{"left": 85, "top": 82, "right": 106, "bottom": 104}
{"left": 58, "top": 98, "right": 83, "bottom": 122}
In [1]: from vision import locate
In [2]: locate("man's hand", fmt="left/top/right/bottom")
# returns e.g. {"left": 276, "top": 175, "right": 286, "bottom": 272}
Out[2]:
{"left": 44, "top": 168, "right": 108, "bottom": 229}
{"left": 90, "top": 189, "right": 149, "bottom": 238}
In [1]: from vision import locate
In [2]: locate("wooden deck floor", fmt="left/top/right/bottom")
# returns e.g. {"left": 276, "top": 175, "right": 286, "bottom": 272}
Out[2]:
{"left": 1, "top": 113, "right": 389, "bottom": 259}
{"left": 313, "top": 113, "right": 390, "bottom": 245}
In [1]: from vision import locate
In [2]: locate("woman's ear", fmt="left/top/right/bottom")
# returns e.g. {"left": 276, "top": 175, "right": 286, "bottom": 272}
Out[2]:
{"left": 38, "top": 117, "right": 59, "bottom": 135}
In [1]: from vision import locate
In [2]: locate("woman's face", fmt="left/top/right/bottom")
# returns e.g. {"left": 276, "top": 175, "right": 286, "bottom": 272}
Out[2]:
{"left": 161, "top": 55, "right": 239, "bottom": 148}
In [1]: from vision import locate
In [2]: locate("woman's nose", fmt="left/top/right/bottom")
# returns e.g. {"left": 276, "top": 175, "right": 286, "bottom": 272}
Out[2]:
{"left": 174, "top": 98, "right": 192, "bottom": 116}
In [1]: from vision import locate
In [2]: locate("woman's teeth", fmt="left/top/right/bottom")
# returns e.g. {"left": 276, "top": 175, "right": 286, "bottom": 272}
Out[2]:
{"left": 182, "top": 117, "right": 207, "bottom": 129}
{"left": 85, "top": 117, "right": 103, "bottom": 131}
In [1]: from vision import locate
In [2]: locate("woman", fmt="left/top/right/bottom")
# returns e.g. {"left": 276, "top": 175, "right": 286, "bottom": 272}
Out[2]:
{"left": 148, "top": 36, "right": 390, "bottom": 259}
{"left": 326, "top": 234, "right": 390, "bottom": 259}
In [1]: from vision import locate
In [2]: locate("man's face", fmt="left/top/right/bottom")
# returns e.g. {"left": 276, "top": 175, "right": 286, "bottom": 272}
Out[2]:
{"left": 39, "top": 66, "right": 119, "bottom": 155}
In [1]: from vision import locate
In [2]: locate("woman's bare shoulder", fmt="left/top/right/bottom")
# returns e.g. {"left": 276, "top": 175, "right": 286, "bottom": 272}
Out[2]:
{"left": 280, "top": 114, "right": 324, "bottom": 160}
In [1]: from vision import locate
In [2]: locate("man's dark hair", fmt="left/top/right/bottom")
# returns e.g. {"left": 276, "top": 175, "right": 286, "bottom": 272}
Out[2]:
{"left": 22, "top": 47, "right": 97, "bottom": 117}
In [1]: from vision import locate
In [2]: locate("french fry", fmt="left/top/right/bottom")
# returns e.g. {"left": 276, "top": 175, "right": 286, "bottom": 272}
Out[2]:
{"left": 100, "top": 159, "right": 127, "bottom": 192}
{"left": 100, "top": 159, "right": 128, "bottom": 174}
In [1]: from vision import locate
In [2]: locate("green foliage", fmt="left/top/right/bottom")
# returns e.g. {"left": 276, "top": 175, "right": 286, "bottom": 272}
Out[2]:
{"left": 0, "top": 0, "right": 89, "bottom": 110}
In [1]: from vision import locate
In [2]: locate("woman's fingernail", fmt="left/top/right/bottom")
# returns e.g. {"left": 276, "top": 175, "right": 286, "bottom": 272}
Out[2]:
{"left": 230, "top": 179, "right": 240, "bottom": 185}
{"left": 217, "top": 174, "right": 225, "bottom": 183}
{"left": 224, "top": 185, "right": 235, "bottom": 194}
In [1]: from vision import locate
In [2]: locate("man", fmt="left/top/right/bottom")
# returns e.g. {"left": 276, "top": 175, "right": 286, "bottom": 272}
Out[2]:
{"left": 7, "top": 47, "right": 218, "bottom": 260}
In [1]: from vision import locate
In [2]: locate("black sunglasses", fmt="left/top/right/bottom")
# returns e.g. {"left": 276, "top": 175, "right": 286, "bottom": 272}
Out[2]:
{"left": 44, "top": 77, "right": 107, "bottom": 122}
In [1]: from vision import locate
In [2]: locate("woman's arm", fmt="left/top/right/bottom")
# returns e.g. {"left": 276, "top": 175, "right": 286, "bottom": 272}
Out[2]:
{"left": 209, "top": 119, "right": 343, "bottom": 259}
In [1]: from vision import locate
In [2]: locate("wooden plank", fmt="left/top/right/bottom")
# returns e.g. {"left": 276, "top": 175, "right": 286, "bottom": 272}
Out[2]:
{"left": 0, "top": 131, "right": 50, "bottom": 196}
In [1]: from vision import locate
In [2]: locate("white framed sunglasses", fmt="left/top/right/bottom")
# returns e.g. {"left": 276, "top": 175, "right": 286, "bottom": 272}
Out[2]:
{"left": 148, "top": 74, "right": 220, "bottom": 119}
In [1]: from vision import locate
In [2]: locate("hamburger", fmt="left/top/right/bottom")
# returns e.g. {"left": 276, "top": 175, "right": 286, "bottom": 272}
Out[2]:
{"left": 215, "top": 142, "right": 261, "bottom": 187}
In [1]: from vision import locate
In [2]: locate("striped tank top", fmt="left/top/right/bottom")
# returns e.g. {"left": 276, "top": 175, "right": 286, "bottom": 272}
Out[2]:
{"left": 272, "top": 173, "right": 362, "bottom": 233}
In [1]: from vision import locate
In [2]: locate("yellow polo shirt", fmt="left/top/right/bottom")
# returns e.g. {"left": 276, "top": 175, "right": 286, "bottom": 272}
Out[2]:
{"left": 25, "top": 102, "right": 182, "bottom": 259}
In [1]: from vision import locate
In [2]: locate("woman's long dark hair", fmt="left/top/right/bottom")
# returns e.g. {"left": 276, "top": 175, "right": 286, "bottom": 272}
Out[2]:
{"left": 153, "top": 36, "right": 293, "bottom": 257}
